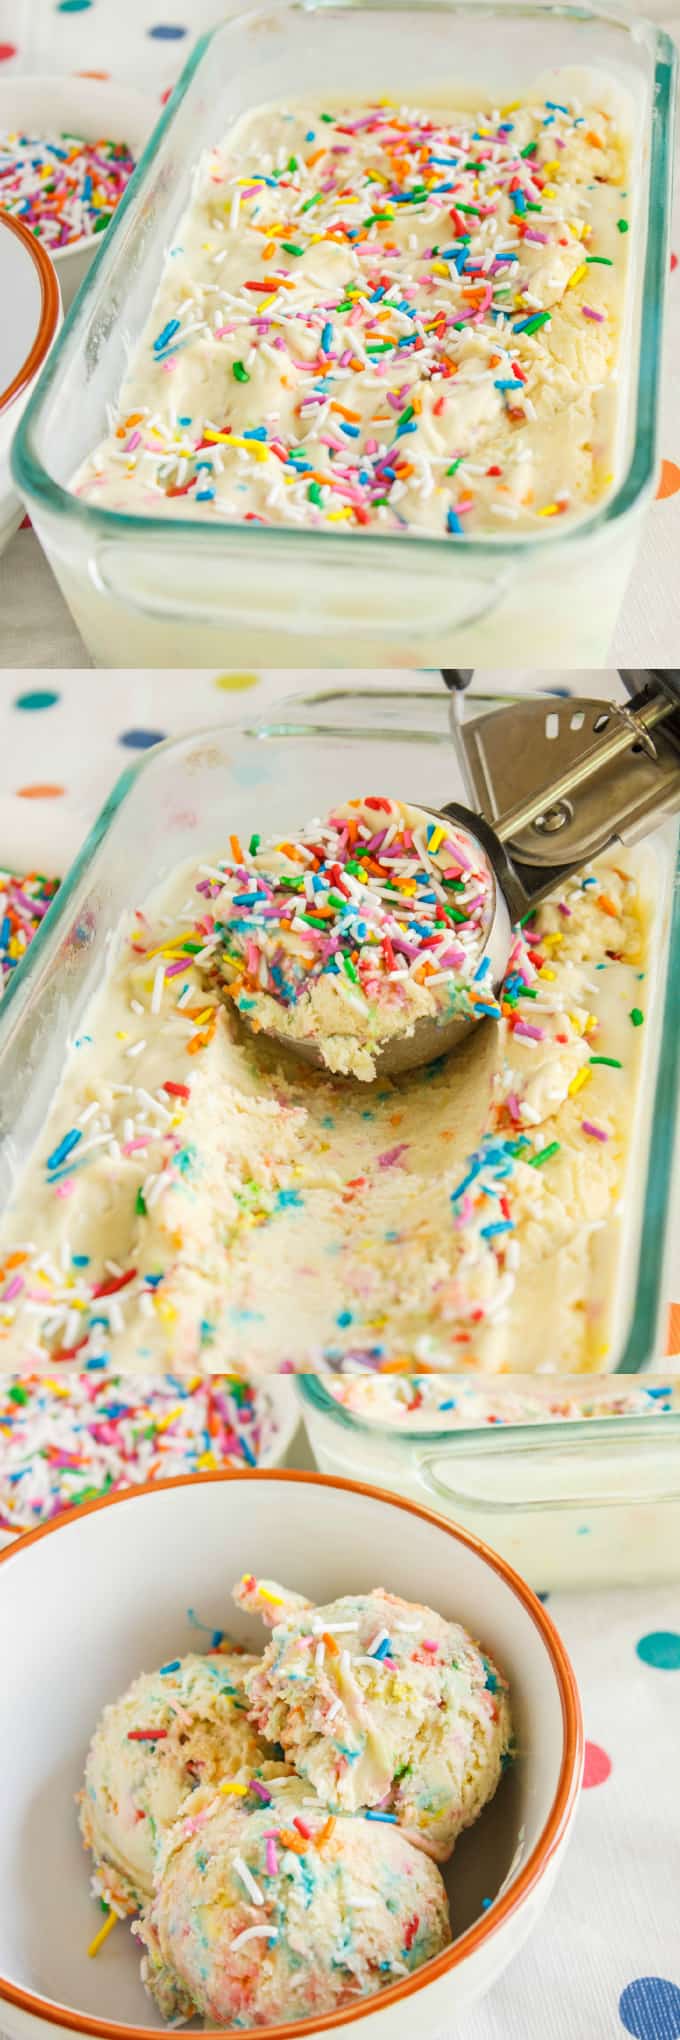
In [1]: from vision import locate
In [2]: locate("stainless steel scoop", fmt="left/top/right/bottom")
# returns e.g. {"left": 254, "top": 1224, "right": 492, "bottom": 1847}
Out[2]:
{"left": 243, "top": 671, "right": 680, "bottom": 1080}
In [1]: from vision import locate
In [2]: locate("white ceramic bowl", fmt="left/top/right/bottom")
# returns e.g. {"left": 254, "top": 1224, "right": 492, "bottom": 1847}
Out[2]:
{"left": 0, "top": 77, "right": 156, "bottom": 311}
{"left": 0, "top": 1470, "right": 582, "bottom": 2040}
{"left": 0, "top": 210, "right": 61, "bottom": 554}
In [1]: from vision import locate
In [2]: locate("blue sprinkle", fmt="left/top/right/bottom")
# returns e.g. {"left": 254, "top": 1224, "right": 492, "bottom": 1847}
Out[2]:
{"left": 446, "top": 508, "right": 463, "bottom": 534}
{"left": 365, "top": 1810, "right": 398, "bottom": 1822}
{"left": 160, "top": 1660, "right": 181, "bottom": 1675}
{"left": 46, "top": 1128, "right": 82, "bottom": 1172}
{"left": 321, "top": 321, "right": 333, "bottom": 353}
{"left": 153, "top": 318, "right": 181, "bottom": 353}
{"left": 495, "top": 379, "right": 524, "bottom": 392}
{"left": 336, "top": 1309, "right": 353, "bottom": 1327}
{"left": 480, "top": 1220, "right": 514, "bottom": 1239}
{"left": 512, "top": 191, "right": 527, "bottom": 214}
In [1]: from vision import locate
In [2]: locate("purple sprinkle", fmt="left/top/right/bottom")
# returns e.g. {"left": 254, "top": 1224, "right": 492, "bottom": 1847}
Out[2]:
{"left": 582, "top": 1119, "right": 608, "bottom": 1140}
{"left": 513, "top": 1021, "right": 545, "bottom": 1042}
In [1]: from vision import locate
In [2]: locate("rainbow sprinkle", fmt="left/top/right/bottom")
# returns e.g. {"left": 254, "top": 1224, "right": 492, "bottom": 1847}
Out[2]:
{"left": 0, "top": 869, "right": 59, "bottom": 993}
{"left": 0, "top": 1374, "right": 279, "bottom": 1533}
{"left": 0, "top": 131, "right": 137, "bottom": 249}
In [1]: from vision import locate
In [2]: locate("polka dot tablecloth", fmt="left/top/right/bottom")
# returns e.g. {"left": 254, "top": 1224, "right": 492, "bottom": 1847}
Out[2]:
{"left": 0, "top": 1, "right": 679, "bottom": 663}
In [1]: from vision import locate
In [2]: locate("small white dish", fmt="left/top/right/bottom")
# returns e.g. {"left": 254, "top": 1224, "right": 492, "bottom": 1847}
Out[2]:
{"left": 0, "top": 209, "right": 61, "bottom": 555}
{"left": 0, "top": 77, "right": 156, "bottom": 311}
{"left": 0, "top": 1468, "right": 583, "bottom": 2040}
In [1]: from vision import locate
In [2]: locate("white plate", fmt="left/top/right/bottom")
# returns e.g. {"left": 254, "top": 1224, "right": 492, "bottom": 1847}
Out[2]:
{"left": 0, "top": 209, "right": 61, "bottom": 555}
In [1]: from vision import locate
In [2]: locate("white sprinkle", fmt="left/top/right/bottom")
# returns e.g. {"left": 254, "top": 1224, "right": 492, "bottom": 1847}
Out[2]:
{"left": 232, "top": 1855, "right": 264, "bottom": 1906}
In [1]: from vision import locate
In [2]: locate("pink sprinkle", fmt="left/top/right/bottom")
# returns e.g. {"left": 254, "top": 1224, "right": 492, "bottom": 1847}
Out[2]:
{"left": 523, "top": 229, "right": 549, "bottom": 245}
{"left": 55, "top": 1181, "right": 75, "bottom": 1198}
{"left": 513, "top": 1020, "right": 545, "bottom": 1041}
{"left": 249, "top": 1780, "right": 272, "bottom": 1804}
{"left": 123, "top": 1136, "right": 151, "bottom": 1155}
{"left": 582, "top": 306, "right": 606, "bottom": 322}
{"left": 264, "top": 1834, "right": 279, "bottom": 1877}
{"left": 558, "top": 902, "right": 572, "bottom": 918}
{"left": 506, "top": 1092, "right": 521, "bottom": 1124}
{"left": 421, "top": 1640, "right": 439, "bottom": 1652}
{"left": 582, "top": 1120, "right": 608, "bottom": 1140}
{"left": 165, "top": 958, "right": 188, "bottom": 978}
{"left": 377, "top": 1144, "right": 409, "bottom": 1169}
{"left": 2, "top": 1274, "right": 24, "bottom": 1301}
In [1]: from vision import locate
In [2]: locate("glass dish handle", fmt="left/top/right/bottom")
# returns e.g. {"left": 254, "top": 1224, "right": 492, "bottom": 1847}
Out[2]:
{"left": 415, "top": 1428, "right": 680, "bottom": 1514}
{"left": 88, "top": 543, "right": 510, "bottom": 638}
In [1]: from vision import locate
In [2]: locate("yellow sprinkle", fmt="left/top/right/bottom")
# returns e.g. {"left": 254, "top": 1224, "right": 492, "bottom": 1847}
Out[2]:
{"left": 115, "top": 1030, "right": 128, "bottom": 1040}
{"left": 568, "top": 263, "right": 588, "bottom": 289}
{"left": 538, "top": 504, "right": 560, "bottom": 517}
{"left": 539, "top": 967, "right": 556, "bottom": 981}
{"left": 155, "top": 1405, "right": 183, "bottom": 1432}
{"left": 541, "top": 932, "right": 564, "bottom": 949}
{"left": 567, "top": 1012, "right": 584, "bottom": 1032}
{"left": 431, "top": 262, "right": 450, "bottom": 278}
{"left": 219, "top": 1781, "right": 249, "bottom": 1796}
{"left": 88, "top": 1911, "right": 118, "bottom": 1959}
{"left": 568, "top": 1066, "right": 591, "bottom": 1097}
{"left": 326, "top": 508, "right": 353, "bottom": 521}
{"left": 428, "top": 826, "right": 445, "bottom": 853}
{"left": 257, "top": 1586, "right": 284, "bottom": 1605}
{"left": 542, "top": 161, "right": 561, "bottom": 176}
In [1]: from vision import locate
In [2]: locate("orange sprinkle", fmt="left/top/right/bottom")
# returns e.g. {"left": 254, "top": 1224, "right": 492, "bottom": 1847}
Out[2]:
{"left": 330, "top": 402, "right": 362, "bottom": 423}
{"left": 229, "top": 834, "right": 244, "bottom": 862}
{"left": 322, "top": 1631, "right": 340, "bottom": 1655}
{"left": 598, "top": 895, "right": 619, "bottom": 919}
{"left": 315, "top": 1817, "right": 336, "bottom": 1848}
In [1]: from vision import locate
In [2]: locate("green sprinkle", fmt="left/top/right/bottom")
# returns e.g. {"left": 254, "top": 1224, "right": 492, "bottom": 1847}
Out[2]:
{"left": 287, "top": 155, "right": 298, "bottom": 172}
{"left": 528, "top": 1141, "right": 560, "bottom": 1168}
{"left": 589, "top": 1054, "right": 622, "bottom": 1068}
{"left": 320, "top": 112, "right": 334, "bottom": 122}
{"left": 617, "top": 218, "right": 629, "bottom": 233}
{"left": 232, "top": 361, "right": 250, "bottom": 384}
{"left": 344, "top": 957, "right": 358, "bottom": 984}
{"left": 301, "top": 192, "right": 322, "bottom": 212}
{"left": 248, "top": 833, "right": 261, "bottom": 856}
{"left": 446, "top": 459, "right": 462, "bottom": 476}
{"left": 520, "top": 141, "right": 538, "bottom": 157}
{"left": 523, "top": 311, "right": 551, "bottom": 334}
{"left": 300, "top": 912, "right": 327, "bottom": 928}
{"left": 8, "top": 1384, "right": 29, "bottom": 1405}
{"left": 397, "top": 403, "right": 415, "bottom": 427}
{"left": 629, "top": 1007, "right": 644, "bottom": 1026}
{"left": 182, "top": 941, "right": 202, "bottom": 954}
{"left": 307, "top": 481, "right": 323, "bottom": 506}
{"left": 135, "top": 1188, "right": 147, "bottom": 1216}
{"left": 586, "top": 256, "right": 613, "bottom": 265}
{"left": 455, "top": 203, "right": 481, "bottom": 216}
{"left": 282, "top": 242, "right": 304, "bottom": 257}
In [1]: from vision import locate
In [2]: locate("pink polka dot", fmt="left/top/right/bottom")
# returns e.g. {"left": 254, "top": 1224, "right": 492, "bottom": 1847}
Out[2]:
{"left": 0, "top": 42, "right": 17, "bottom": 61}
{"left": 671, "top": 252, "right": 678, "bottom": 273}
{"left": 583, "top": 1740, "right": 612, "bottom": 1788}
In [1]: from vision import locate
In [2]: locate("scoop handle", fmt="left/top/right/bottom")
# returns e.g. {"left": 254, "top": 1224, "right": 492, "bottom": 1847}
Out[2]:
{"left": 439, "top": 801, "right": 588, "bottom": 923}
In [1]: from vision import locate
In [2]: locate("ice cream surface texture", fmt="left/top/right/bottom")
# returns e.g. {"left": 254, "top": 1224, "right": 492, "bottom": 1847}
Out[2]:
{"left": 74, "top": 89, "right": 630, "bottom": 536}
{"left": 0, "top": 827, "right": 651, "bottom": 1373}
{"left": 234, "top": 1576, "right": 512, "bottom": 1862}
{"left": 211, "top": 797, "right": 496, "bottom": 1079}
{"left": 79, "top": 1649, "right": 272, "bottom": 1913}
{"left": 137, "top": 1772, "right": 452, "bottom": 2027}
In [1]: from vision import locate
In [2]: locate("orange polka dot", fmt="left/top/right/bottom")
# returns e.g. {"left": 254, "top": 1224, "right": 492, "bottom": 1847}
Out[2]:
{"left": 667, "top": 1303, "right": 680, "bottom": 1356}
{"left": 75, "top": 68, "right": 110, "bottom": 78}
{"left": 656, "top": 459, "right": 680, "bottom": 501}
{"left": 17, "top": 783, "right": 65, "bottom": 799}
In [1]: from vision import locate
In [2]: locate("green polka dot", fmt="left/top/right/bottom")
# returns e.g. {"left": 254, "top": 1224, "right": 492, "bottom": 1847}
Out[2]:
{"left": 214, "top": 672, "right": 260, "bottom": 692}
{"left": 14, "top": 689, "right": 60, "bottom": 711}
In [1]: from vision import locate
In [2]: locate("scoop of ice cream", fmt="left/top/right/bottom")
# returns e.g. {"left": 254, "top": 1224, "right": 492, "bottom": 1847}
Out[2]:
{"left": 137, "top": 1772, "right": 451, "bottom": 2026}
{"left": 233, "top": 1579, "right": 512, "bottom": 1861}
{"left": 211, "top": 798, "right": 497, "bottom": 1081}
{"left": 78, "top": 1649, "right": 274, "bottom": 1912}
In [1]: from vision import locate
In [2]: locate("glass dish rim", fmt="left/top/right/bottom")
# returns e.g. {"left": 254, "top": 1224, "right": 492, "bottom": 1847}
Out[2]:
{"left": 11, "top": 0, "right": 677, "bottom": 558}
{"left": 0, "top": 685, "right": 677, "bottom": 1379}
{"left": 295, "top": 1372, "right": 680, "bottom": 1443}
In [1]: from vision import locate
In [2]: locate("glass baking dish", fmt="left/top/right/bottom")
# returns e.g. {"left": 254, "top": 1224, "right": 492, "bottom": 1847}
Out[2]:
{"left": 11, "top": 1, "right": 676, "bottom": 670}
{"left": 296, "top": 1372, "right": 680, "bottom": 1588}
{"left": 0, "top": 685, "right": 678, "bottom": 1374}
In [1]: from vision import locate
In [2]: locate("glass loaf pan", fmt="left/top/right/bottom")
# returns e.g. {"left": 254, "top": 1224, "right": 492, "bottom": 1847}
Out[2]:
{"left": 296, "top": 1374, "right": 680, "bottom": 1590}
{"left": 11, "top": 1, "right": 676, "bottom": 669}
{"left": 0, "top": 686, "right": 678, "bottom": 1375}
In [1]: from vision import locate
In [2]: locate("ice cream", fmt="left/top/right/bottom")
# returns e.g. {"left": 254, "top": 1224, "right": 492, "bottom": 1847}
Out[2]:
{"left": 136, "top": 1772, "right": 451, "bottom": 2027}
{"left": 234, "top": 1576, "right": 512, "bottom": 1862}
{"left": 79, "top": 1649, "right": 275, "bottom": 1913}
{"left": 211, "top": 797, "right": 497, "bottom": 1079}
{"left": 74, "top": 90, "right": 630, "bottom": 537}
{"left": 0, "top": 835, "right": 651, "bottom": 1373}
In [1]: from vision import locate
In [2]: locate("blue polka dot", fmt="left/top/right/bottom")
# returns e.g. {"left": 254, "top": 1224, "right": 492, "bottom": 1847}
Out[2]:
{"left": 118, "top": 728, "right": 166, "bottom": 750}
{"left": 148, "top": 22, "right": 187, "bottom": 37}
{"left": 635, "top": 1631, "right": 680, "bottom": 1670}
{"left": 57, "top": 1, "right": 92, "bottom": 11}
{"left": 620, "top": 1978, "right": 680, "bottom": 2038}
{"left": 14, "top": 689, "right": 59, "bottom": 711}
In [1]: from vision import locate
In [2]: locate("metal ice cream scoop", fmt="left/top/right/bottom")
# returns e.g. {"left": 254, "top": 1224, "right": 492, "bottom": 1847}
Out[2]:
{"left": 241, "top": 671, "right": 680, "bottom": 1080}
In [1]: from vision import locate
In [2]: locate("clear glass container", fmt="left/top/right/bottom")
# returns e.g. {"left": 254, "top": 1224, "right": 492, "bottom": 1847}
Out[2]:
{"left": 296, "top": 1372, "right": 680, "bottom": 1589}
{"left": 0, "top": 685, "right": 678, "bottom": 1374}
{"left": 11, "top": 1, "right": 676, "bottom": 669}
